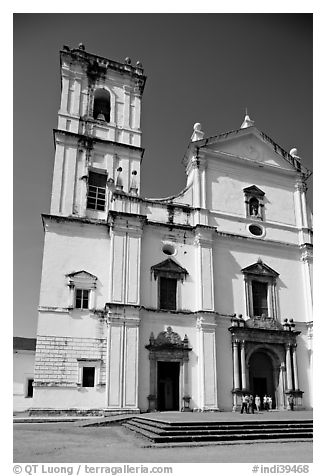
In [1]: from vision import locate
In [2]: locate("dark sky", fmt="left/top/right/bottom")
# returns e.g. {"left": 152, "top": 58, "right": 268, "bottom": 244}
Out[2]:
{"left": 13, "top": 13, "right": 312, "bottom": 337}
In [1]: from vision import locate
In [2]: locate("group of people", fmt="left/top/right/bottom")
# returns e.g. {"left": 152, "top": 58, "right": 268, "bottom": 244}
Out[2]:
{"left": 240, "top": 394, "right": 273, "bottom": 414}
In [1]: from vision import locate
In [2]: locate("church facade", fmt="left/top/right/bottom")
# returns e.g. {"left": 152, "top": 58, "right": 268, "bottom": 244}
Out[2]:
{"left": 32, "top": 44, "right": 313, "bottom": 414}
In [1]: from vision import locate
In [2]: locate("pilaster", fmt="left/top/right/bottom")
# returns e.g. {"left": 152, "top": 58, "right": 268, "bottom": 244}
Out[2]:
{"left": 105, "top": 311, "right": 140, "bottom": 411}
{"left": 196, "top": 316, "right": 219, "bottom": 411}
{"left": 108, "top": 214, "right": 144, "bottom": 305}
{"left": 194, "top": 227, "right": 215, "bottom": 311}
{"left": 300, "top": 244, "right": 313, "bottom": 322}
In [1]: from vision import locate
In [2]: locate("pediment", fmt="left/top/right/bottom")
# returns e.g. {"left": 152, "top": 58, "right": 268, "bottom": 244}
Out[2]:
{"left": 243, "top": 185, "right": 265, "bottom": 197}
{"left": 242, "top": 259, "right": 279, "bottom": 277}
{"left": 204, "top": 128, "right": 299, "bottom": 172}
{"left": 151, "top": 258, "right": 188, "bottom": 280}
{"left": 66, "top": 270, "right": 97, "bottom": 280}
{"left": 66, "top": 270, "right": 98, "bottom": 283}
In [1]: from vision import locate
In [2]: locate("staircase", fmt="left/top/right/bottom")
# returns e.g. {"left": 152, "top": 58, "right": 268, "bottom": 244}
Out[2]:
{"left": 123, "top": 416, "right": 313, "bottom": 444}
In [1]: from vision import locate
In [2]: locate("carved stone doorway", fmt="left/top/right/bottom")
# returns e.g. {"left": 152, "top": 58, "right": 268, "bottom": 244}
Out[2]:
{"left": 249, "top": 351, "right": 275, "bottom": 409}
{"left": 145, "top": 327, "right": 192, "bottom": 412}
{"left": 157, "top": 361, "right": 180, "bottom": 411}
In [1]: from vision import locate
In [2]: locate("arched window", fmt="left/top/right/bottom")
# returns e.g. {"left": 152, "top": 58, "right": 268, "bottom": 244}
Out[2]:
{"left": 93, "top": 89, "right": 111, "bottom": 123}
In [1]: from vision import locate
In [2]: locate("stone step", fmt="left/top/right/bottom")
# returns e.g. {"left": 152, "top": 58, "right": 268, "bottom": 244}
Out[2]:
{"left": 133, "top": 417, "right": 312, "bottom": 428}
{"left": 123, "top": 418, "right": 313, "bottom": 444}
{"left": 130, "top": 418, "right": 312, "bottom": 432}
{"left": 125, "top": 420, "right": 312, "bottom": 437}
{"left": 123, "top": 423, "right": 312, "bottom": 443}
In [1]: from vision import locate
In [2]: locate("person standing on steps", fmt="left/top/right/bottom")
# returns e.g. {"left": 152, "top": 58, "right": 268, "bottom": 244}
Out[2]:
{"left": 263, "top": 394, "right": 268, "bottom": 410}
{"left": 255, "top": 395, "right": 261, "bottom": 412}
{"left": 288, "top": 394, "right": 294, "bottom": 411}
{"left": 248, "top": 394, "right": 255, "bottom": 414}
{"left": 241, "top": 394, "right": 249, "bottom": 414}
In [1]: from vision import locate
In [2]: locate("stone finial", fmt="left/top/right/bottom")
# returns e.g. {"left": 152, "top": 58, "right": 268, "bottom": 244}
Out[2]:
{"left": 124, "top": 57, "right": 132, "bottom": 65}
{"left": 191, "top": 122, "right": 205, "bottom": 142}
{"left": 240, "top": 111, "right": 255, "bottom": 129}
{"left": 290, "top": 147, "right": 301, "bottom": 162}
{"left": 78, "top": 43, "right": 85, "bottom": 51}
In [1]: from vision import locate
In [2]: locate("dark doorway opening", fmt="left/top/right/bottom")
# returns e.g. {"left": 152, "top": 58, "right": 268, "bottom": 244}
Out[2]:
{"left": 249, "top": 351, "right": 276, "bottom": 409}
{"left": 157, "top": 361, "right": 180, "bottom": 411}
{"left": 253, "top": 377, "right": 267, "bottom": 404}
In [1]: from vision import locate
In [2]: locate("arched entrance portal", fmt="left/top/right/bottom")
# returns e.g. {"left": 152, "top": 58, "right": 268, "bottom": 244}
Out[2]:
{"left": 249, "top": 351, "right": 275, "bottom": 408}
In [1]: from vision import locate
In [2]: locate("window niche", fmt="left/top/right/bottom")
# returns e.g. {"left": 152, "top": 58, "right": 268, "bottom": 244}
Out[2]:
{"left": 151, "top": 258, "right": 188, "bottom": 311}
{"left": 77, "top": 359, "right": 101, "bottom": 387}
{"left": 242, "top": 259, "right": 279, "bottom": 319}
{"left": 243, "top": 185, "right": 265, "bottom": 220}
{"left": 66, "top": 270, "right": 98, "bottom": 310}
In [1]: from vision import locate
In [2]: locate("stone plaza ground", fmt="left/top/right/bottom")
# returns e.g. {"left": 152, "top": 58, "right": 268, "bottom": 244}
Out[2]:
{"left": 13, "top": 411, "right": 313, "bottom": 463}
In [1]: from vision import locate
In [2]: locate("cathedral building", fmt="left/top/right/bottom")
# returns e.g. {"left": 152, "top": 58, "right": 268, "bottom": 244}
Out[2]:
{"left": 32, "top": 44, "right": 313, "bottom": 414}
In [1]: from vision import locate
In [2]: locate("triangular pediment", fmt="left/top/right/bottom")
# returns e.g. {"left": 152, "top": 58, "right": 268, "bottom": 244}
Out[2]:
{"left": 202, "top": 127, "right": 304, "bottom": 173}
{"left": 66, "top": 270, "right": 97, "bottom": 280}
{"left": 151, "top": 258, "right": 188, "bottom": 280}
{"left": 243, "top": 185, "right": 265, "bottom": 196}
{"left": 242, "top": 259, "right": 279, "bottom": 277}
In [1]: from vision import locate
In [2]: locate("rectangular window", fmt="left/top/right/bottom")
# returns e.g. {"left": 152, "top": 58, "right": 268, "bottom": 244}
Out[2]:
{"left": 87, "top": 171, "right": 107, "bottom": 211}
{"left": 75, "top": 289, "right": 89, "bottom": 309}
{"left": 82, "top": 367, "right": 95, "bottom": 387}
{"left": 159, "top": 277, "right": 177, "bottom": 310}
{"left": 252, "top": 280, "right": 268, "bottom": 316}
{"left": 26, "top": 379, "right": 34, "bottom": 398}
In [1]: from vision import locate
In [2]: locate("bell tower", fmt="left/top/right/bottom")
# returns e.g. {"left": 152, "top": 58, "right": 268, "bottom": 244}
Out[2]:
{"left": 50, "top": 43, "right": 146, "bottom": 218}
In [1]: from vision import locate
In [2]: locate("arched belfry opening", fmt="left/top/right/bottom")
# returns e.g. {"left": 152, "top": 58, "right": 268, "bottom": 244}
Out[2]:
{"left": 93, "top": 88, "right": 111, "bottom": 122}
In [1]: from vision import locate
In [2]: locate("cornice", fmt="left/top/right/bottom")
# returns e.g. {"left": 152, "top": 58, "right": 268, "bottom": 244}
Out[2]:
{"left": 42, "top": 214, "right": 108, "bottom": 231}
{"left": 53, "top": 129, "right": 145, "bottom": 157}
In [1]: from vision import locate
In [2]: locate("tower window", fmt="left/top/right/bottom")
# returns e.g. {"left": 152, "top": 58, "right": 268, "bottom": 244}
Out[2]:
{"left": 159, "top": 277, "right": 177, "bottom": 310}
{"left": 87, "top": 171, "right": 107, "bottom": 211}
{"left": 75, "top": 289, "right": 89, "bottom": 309}
{"left": 93, "top": 89, "right": 111, "bottom": 123}
{"left": 82, "top": 367, "right": 95, "bottom": 387}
